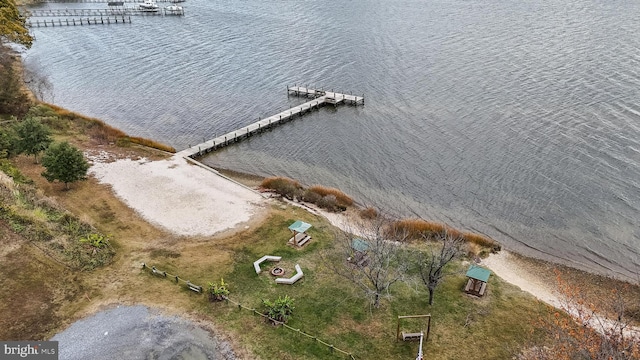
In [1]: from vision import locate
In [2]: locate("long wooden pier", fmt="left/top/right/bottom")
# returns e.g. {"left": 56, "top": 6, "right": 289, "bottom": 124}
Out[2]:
{"left": 27, "top": 15, "right": 131, "bottom": 26}
{"left": 27, "top": 7, "right": 184, "bottom": 17}
{"left": 34, "top": 0, "right": 182, "bottom": 3}
{"left": 177, "top": 86, "right": 364, "bottom": 159}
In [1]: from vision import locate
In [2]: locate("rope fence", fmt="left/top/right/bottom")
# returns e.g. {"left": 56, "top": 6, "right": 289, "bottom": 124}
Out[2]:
{"left": 222, "top": 295, "right": 357, "bottom": 360}
{"left": 141, "top": 263, "right": 203, "bottom": 293}
{"left": 142, "top": 262, "right": 356, "bottom": 359}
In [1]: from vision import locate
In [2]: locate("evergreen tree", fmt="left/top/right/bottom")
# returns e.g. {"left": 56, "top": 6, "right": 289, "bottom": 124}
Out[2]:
{"left": 13, "top": 116, "right": 52, "bottom": 162}
{"left": 0, "top": 123, "right": 18, "bottom": 158}
{"left": 41, "top": 141, "right": 89, "bottom": 190}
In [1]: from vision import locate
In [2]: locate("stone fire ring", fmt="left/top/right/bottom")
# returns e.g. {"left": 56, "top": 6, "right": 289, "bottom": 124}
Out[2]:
{"left": 270, "top": 267, "right": 285, "bottom": 276}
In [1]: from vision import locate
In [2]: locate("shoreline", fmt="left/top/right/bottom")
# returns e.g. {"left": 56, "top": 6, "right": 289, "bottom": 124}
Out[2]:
{"left": 216, "top": 164, "right": 640, "bottom": 284}
{"left": 212, "top": 164, "right": 640, "bottom": 320}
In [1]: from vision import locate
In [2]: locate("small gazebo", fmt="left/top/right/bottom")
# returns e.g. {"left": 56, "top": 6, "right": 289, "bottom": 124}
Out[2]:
{"left": 464, "top": 265, "right": 491, "bottom": 297}
{"left": 288, "top": 220, "right": 312, "bottom": 247}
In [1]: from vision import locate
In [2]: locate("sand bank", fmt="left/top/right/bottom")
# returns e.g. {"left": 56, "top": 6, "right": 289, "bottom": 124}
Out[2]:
{"left": 88, "top": 154, "right": 266, "bottom": 237}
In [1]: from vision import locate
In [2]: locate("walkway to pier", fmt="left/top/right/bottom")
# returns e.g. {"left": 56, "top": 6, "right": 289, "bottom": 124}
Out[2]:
{"left": 177, "top": 86, "right": 364, "bottom": 159}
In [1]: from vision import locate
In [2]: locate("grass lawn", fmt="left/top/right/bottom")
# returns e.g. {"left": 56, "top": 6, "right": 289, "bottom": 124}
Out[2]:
{"left": 144, "top": 206, "right": 549, "bottom": 360}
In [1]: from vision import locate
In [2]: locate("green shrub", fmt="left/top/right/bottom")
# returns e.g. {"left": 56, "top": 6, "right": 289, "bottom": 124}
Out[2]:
{"left": 79, "top": 233, "right": 110, "bottom": 248}
{"left": 207, "top": 278, "right": 230, "bottom": 302}
{"left": 0, "top": 159, "right": 32, "bottom": 184}
{"left": 262, "top": 295, "right": 295, "bottom": 324}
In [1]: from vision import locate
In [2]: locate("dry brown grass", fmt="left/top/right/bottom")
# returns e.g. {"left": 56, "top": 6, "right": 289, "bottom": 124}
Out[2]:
{"left": 463, "top": 232, "right": 501, "bottom": 251}
{"left": 391, "top": 218, "right": 447, "bottom": 239}
{"left": 307, "top": 185, "right": 354, "bottom": 206}
{"left": 42, "top": 102, "right": 176, "bottom": 153}
{"left": 390, "top": 218, "right": 501, "bottom": 251}
{"left": 359, "top": 206, "right": 378, "bottom": 219}
{"left": 260, "top": 176, "right": 301, "bottom": 190}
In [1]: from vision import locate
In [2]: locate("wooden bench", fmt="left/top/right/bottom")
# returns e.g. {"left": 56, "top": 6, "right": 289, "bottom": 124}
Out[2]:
{"left": 402, "top": 332, "right": 423, "bottom": 341}
{"left": 288, "top": 233, "right": 311, "bottom": 247}
{"left": 464, "top": 278, "right": 473, "bottom": 292}
{"left": 186, "top": 281, "right": 202, "bottom": 293}
{"left": 253, "top": 255, "right": 282, "bottom": 274}
{"left": 152, "top": 266, "right": 167, "bottom": 277}
{"left": 464, "top": 278, "right": 487, "bottom": 297}
{"left": 275, "top": 264, "right": 304, "bottom": 285}
{"left": 478, "top": 282, "right": 487, "bottom": 296}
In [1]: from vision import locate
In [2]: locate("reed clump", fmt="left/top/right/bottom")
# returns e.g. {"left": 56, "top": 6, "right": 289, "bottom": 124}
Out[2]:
{"left": 260, "top": 177, "right": 303, "bottom": 200}
{"left": 359, "top": 206, "right": 378, "bottom": 219}
{"left": 462, "top": 232, "right": 501, "bottom": 251}
{"left": 390, "top": 218, "right": 501, "bottom": 252}
{"left": 260, "top": 178, "right": 354, "bottom": 212}
{"left": 391, "top": 218, "right": 446, "bottom": 239}
{"left": 307, "top": 185, "right": 354, "bottom": 207}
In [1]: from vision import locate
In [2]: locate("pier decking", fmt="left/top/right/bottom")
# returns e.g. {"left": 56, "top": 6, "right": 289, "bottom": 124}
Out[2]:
{"left": 177, "top": 86, "right": 364, "bottom": 159}
{"left": 27, "top": 15, "right": 131, "bottom": 26}
{"left": 27, "top": 7, "right": 184, "bottom": 17}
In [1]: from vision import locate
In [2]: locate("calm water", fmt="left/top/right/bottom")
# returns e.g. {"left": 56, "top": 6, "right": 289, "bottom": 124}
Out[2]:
{"left": 25, "top": 0, "right": 640, "bottom": 281}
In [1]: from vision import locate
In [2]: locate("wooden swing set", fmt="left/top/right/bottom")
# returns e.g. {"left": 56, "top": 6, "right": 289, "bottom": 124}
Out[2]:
{"left": 397, "top": 314, "right": 431, "bottom": 360}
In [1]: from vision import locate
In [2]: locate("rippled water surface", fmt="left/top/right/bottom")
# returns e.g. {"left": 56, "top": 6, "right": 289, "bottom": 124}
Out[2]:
{"left": 25, "top": 0, "right": 640, "bottom": 281}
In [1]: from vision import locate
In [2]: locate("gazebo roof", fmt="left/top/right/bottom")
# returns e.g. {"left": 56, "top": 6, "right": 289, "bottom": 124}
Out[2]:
{"left": 288, "top": 220, "right": 312, "bottom": 233}
{"left": 351, "top": 238, "right": 369, "bottom": 253}
{"left": 466, "top": 265, "right": 491, "bottom": 283}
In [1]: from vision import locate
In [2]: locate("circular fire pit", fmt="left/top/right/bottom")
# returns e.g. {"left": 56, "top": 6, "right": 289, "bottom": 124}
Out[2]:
{"left": 270, "top": 267, "right": 285, "bottom": 276}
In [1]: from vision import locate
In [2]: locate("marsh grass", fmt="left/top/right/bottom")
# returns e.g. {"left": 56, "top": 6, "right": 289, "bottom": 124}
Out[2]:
{"left": 308, "top": 185, "right": 354, "bottom": 207}
{"left": 359, "top": 206, "right": 378, "bottom": 219}
{"left": 260, "top": 178, "right": 353, "bottom": 212}
{"left": 391, "top": 218, "right": 501, "bottom": 252}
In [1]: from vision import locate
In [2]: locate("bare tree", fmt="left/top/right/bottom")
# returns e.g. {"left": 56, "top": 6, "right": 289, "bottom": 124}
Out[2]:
{"left": 417, "top": 229, "right": 465, "bottom": 305}
{"left": 326, "top": 215, "right": 410, "bottom": 308}
{"left": 22, "top": 57, "right": 54, "bottom": 102}
{"left": 519, "top": 274, "right": 640, "bottom": 360}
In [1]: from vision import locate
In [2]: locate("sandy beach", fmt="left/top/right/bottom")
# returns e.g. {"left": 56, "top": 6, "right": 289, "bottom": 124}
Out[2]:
{"left": 88, "top": 154, "right": 267, "bottom": 237}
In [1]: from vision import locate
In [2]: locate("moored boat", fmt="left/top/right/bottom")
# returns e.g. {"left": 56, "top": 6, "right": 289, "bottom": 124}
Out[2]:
{"left": 138, "top": 0, "right": 159, "bottom": 11}
{"left": 165, "top": 4, "right": 183, "bottom": 14}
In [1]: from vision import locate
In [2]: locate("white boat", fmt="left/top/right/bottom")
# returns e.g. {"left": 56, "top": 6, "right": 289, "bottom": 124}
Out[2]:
{"left": 165, "top": 4, "right": 183, "bottom": 13}
{"left": 138, "top": 0, "right": 159, "bottom": 11}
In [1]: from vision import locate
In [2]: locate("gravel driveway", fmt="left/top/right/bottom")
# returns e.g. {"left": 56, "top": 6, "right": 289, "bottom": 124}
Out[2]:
{"left": 52, "top": 305, "right": 236, "bottom": 360}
